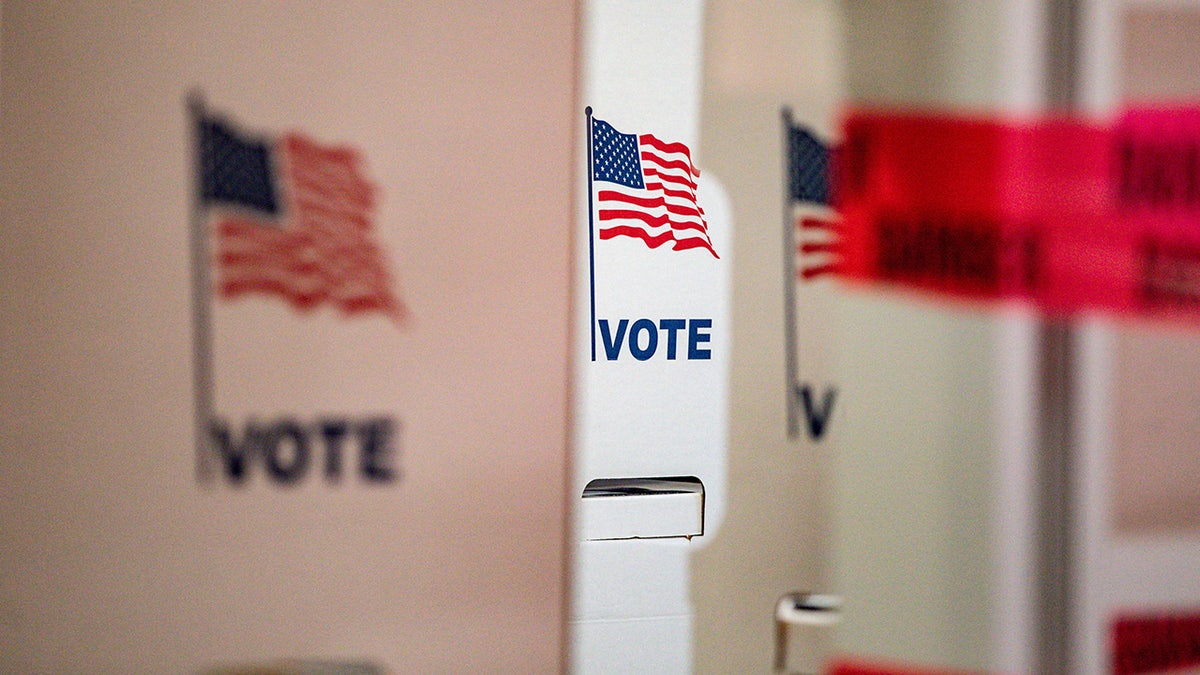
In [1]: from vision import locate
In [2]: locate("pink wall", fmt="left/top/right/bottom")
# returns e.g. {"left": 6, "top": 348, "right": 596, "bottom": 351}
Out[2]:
{"left": 0, "top": 3, "right": 578, "bottom": 672}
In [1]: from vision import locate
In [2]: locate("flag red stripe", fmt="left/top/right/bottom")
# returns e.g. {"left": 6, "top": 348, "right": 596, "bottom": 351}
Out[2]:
{"left": 639, "top": 133, "right": 698, "bottom": 165}
{"left": 795, "top": 212, "right": 844, "bottom": 282}
{"left": 219, "top": 220, "right": 384, "bottom": 275}
{"left": 597, "top": 189, "right": 703, "bottom": 219}
{"left": 292, "top": 199, "right": 372, "bottom": 229}
{"left": 220, "top": 277, "right": 394, "bottom": 315}
{"left": 292, "top": 178, "right": 373, "bottom": 211}
{"left": 671, "top": 236, "right": 719, "bottom": 257}
{"left": 641, "top": 151, "right": 700, "bottom": 179}
{"left": 221, "top": 278, "right": 324, "bottom": 310}
{"left": 800, "top": 216, "right": 841, "bottom": 231}
{"left": 220, "top": 251, "right": 395, "bottom": 296}
{"left": 644, "top": 180, "right": 702, "bottom": 205}
{"left": 800, "top": 242, "right": 841, "bottom": 255}
{"left": 599, "top": 225, "right": 676, "bottom": 249}
{"left": 599, "top": 208, "right": 708, "bottom": 234}
{"left": 800, "top": 263, "right": 841, "bottom": 279}
{"left": 643, "top": 168, "right": 698, "bottom": 192}
{"left": 219, "top": 251, "right": 389, "bottom": 296}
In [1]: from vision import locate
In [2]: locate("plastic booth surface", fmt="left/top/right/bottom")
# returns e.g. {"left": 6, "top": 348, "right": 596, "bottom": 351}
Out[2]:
{"left": 569, "top": 2, "right": 732, "bottom": 674}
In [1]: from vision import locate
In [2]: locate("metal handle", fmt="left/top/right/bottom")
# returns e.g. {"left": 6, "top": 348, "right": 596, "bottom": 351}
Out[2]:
{"left": 774, "top": 592, "right": 842, "bottom": 674}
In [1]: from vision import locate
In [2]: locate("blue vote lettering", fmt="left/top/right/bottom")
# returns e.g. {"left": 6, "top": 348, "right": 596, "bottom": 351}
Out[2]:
{"left": 206, "top": 415, "right": 400, "bottom": 486}
{"left": 597, "top": 318, "right": 713, "bottom": 361}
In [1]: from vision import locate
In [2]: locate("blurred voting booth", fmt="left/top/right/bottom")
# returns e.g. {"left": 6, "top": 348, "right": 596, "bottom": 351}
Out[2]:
{"left": 828, "top": 2, "right": 1200, "bottom": 675}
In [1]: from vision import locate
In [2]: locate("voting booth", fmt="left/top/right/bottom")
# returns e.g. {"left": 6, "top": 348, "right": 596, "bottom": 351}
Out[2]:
{"left": 568, "top": 2, "right": 732, "bottom": 672}
{"left": 0, "top": 4, "right": 577, "bottom": 672}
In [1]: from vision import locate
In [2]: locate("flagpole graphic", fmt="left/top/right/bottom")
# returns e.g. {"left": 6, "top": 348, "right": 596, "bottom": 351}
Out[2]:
{"left": 784, "top": 109, "right": 840, "bottom": 440}
{"left": 586, "top": 107, "right": 598, "bottom": 362}
{"left": 782, "top": 108, "right": 801, "bottom": 438}
{"left": 188, "top": 91, "right": 216, "bottom": 481}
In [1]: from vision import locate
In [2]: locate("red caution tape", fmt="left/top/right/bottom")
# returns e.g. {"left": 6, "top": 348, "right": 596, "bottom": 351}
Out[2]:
{"left": 1115, "top": 109, "right": 1200, "bottom": 314}
{"left": 1113, "top": 611, "right": 1200, "bottom": 675}
{"left": 835, "top": 106, "right": 1200, "bottom": 324}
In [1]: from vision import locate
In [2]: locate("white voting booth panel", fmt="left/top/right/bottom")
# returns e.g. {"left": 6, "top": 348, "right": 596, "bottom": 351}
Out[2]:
{"left": 570, "top": 2, "right": 731, "bottom": 673}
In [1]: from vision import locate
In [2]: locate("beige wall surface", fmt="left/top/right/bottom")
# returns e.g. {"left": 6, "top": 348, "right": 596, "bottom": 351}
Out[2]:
{"left": 0, "top": 3, "right": 577, "bottom": 673}
{"left": 1112, "top": 5, "right": 1200, "bottom": 535}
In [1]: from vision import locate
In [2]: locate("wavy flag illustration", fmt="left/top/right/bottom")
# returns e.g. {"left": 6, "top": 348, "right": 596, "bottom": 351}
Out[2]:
{"left": 786, "top": 120, "right": 842, "bottom": 280}
{"left": 589, "top": 111, "right": 718, "bottom": 258}
{"left": 196, "top": 107, "right": 407, "bottom": 322}
{"left": 188, "top": 95, "right": 408, "bottom": 479}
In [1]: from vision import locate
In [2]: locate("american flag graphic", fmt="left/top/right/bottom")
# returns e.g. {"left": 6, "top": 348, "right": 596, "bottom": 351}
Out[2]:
{"left": 590, "top": 116, "right": 718, "bottom": 258}
{"left": 198, "top": 114, "right": 406, "bottom": 322}
{"left": 787, "top": 122, "right": 841, "bottom": 280}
